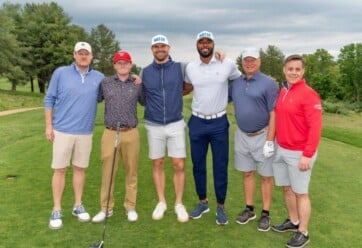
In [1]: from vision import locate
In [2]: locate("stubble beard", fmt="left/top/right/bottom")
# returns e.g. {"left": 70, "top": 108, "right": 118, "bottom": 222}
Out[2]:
{"left": 198, "top": 47, "right": 214, "bottom": 58}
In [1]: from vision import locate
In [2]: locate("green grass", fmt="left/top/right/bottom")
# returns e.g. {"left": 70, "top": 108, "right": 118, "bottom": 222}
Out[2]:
{"left": 0, "top": 77, "right": 43, "bottom": 111}
{"left": 0, "top": 95, "right": 362, "bottom": 247}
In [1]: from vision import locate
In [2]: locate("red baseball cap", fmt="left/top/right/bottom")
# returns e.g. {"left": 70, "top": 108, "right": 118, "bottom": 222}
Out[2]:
{"left": 113, "top": 51, "right": 132, "bottom": 64}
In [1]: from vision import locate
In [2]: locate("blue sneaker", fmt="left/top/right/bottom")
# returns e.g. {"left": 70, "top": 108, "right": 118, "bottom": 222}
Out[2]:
{"left": 49, "top": 210, "right": 62, "bottom": 230}
{"left": 216, "top": 206, "right": 228, "bottom": 225}
{"left": 190, "top": 202, "right": 210, "bottom": 219}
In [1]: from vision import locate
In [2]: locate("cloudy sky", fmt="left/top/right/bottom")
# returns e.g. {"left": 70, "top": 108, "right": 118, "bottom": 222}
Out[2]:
{"left": 3, "top": 0, "right": 362, "bottom": 67}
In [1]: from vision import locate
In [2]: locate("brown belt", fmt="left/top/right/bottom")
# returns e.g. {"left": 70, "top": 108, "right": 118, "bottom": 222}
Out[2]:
{"left": 106, "top": 127, "right": 134, "bottom": 132}
{"left": 245, "top": 128, "right": 266, "bottom": 137}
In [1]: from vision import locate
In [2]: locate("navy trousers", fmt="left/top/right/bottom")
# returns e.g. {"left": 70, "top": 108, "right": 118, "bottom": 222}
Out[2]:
{"left": 188, "top": 115, "right": 229, "bottom": 205}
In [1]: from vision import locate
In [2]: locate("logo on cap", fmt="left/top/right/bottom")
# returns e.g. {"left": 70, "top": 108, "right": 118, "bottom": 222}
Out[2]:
{"left": 151, "top": 35, "right": 169, "bottom": 46}
{"left": 74, "top": 42, "right": 92, "bottom": 53}
{"left": 197, "top": 31, "right": 214, "bottom": 41}
{"left": 113, "top": 51, "right": 132, "bottom": 64}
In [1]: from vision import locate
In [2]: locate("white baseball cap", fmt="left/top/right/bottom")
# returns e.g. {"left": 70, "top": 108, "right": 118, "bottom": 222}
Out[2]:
{"left": 151, "top": 35, "right": 169, "bottom": 46}
{"left": 196, "top": 31, "right": 214, "bottom": 41}
{"left": 242, "top": 47, "right": 259, "bottom": 59}
{"left": 74, "top": 42, "right": 92, "bottom": 53}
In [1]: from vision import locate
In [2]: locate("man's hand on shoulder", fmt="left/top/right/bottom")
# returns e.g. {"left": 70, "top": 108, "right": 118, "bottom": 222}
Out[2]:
{"left": 131, "top": 74, "right": 142, "bottom": 84}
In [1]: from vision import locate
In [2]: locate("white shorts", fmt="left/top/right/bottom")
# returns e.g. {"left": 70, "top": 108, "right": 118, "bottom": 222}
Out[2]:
{"left": 144, "top": 119, "right": 186, "bottom": 159}
{"left": 272, "top": 145, "right": 317, "bottom": 194}
{"left": 51, "top": 130, "right": 93, "bottom": 169}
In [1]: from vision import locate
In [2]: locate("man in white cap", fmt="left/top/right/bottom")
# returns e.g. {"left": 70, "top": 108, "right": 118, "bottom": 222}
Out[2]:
{"left": 140, "top": 34, "right": 190, "bottom": 223}
{"left": 44, "top": 41, "right": 104, "bottom": 230}
{"left": 185, "top": 31, "right": 241, "bottom": 225}
{"left": 229, "top": 47, "right": 279, "bottom": 231}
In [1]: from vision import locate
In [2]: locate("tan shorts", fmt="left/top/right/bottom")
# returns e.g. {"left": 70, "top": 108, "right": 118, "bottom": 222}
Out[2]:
{"left": 51, "top": 130, "right": 93, "bottom": 169}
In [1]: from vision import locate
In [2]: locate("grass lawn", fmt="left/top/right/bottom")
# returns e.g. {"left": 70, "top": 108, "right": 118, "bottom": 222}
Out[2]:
{"left": 0, "top": 93, "right": 361, "bottom": 247}
{"left": 0, "top": 78, "right": 43, "bottom": 111}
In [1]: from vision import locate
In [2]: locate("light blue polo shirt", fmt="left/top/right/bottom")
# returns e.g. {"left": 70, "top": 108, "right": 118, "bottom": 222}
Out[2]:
{"left": 44, "top": 63, "right": 104, "bottom": 134}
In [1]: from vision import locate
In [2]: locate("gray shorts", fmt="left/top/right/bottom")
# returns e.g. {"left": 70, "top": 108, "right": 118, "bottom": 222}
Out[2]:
{"left": 272, "top": 145, "right": 317, "bottom": 194}
{"left": 145, "top": 119, "right": 186, "bottom": 159}
{"left": 234, "top": 127, "right": 274, "bottom": 177}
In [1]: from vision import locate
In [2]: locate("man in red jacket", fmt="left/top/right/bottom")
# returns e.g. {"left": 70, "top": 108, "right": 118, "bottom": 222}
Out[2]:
{"left": 271, "top": 54, "right": 322, "bottom": 248}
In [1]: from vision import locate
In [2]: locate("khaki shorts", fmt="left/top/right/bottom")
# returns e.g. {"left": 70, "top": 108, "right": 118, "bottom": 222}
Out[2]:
{"left": 51, "top": 130, "right": 93, "bottom": 169}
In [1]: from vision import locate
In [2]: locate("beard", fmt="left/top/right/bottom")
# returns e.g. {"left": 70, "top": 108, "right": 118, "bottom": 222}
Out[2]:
{"left": 154, "top": 51, "right": 169, "bottom": 62}
{"left": 197, "top": 47, "right": 214, "bottom": 58}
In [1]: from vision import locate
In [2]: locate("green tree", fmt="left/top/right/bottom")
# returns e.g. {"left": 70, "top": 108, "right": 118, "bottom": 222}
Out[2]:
{"left": 17, "top": 2, "right": 87, "bottom": 93}
{"left": 304, "top": 49, "right": 341, "bottom": 100}
{"left": 338, "top": 43, "right": 362, "bottom": 103}
{"left": 260, "top": 45, "right": 285, "bottom": 83}
{"left": 0, "top": 3, "right": 27, "bottom": 90}
{"left": 89, "top": 24, "right": 120, "bottom": 76}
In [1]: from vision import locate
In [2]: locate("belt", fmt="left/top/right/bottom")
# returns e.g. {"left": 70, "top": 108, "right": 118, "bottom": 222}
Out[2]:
{"left": 192, "top": 110, "right": 226, "bottom": 120}
{"left": 106, "top": 127, "right": 134, "bottom": 132}
{"left": 245, "top": 128, "right": 266, "bottom": 137}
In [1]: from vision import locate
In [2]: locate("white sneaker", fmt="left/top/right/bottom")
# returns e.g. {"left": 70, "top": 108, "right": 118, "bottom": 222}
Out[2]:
{"left": 72, "top": 204, "right": 90, "bottom": 222}
{"left": 127, "top": 210, "right": 138, "bottom": 222}
{"left": 92, "top": 210, "right": 113, "bottom": 223}
{"left": 175, "top": 204, "right": 189, "bottom": 223}
{"left": 152, "top": 202, "right": 167, "bottom": 220}
{"left": 49, "top": 210, "right": 63, "bottom": 230}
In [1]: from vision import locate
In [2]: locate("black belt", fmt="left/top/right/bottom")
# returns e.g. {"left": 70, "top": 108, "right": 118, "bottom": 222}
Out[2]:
{"left": 106, "top": 127, "right": 134, "bottom": 132}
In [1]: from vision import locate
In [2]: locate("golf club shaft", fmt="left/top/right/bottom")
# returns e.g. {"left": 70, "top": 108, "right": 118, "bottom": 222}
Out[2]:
{"left": 102, "top": 121, "right": 120, "bottom": 242}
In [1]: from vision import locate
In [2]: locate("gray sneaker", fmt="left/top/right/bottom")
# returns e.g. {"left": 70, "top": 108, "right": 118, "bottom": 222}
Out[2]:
{"left": 215, "top": 206, "right": 228, "bottom": 225}
{"left": 257, "top": 213, "right": 270, "bottom": 231}
{"left": 236, "top": 208, "right": 256, "bottom": 224}
{"left": 190, "top": 202, "right": 210, "bottom": 219}
{"left": 272, "top": 219, "right": 299, "bottom": 233}
{"left": 285, "top": 231, "right": 310, "bottom": 248}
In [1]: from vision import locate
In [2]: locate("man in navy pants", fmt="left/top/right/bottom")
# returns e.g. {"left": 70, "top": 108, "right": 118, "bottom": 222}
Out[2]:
{"left": 185, "top": 31, "right": 241, "bottom": 225}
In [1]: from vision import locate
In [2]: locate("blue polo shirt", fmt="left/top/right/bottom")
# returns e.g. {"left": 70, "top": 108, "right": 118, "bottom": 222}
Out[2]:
{"left": 44, "top": 63, "right": 104, "bottom": 134}
{"left": 229, "top": 71, "right": 279, "bottom": 133}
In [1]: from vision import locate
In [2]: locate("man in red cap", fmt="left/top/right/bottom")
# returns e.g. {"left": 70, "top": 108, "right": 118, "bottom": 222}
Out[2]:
{"left": 92, "top": 51, "right": 145, "bottom": 223}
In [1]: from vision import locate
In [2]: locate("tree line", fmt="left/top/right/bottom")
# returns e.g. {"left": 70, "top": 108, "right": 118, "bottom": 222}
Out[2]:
{"left": 0, "top": 2, "right": 140, "bottom": 93}
{"left": 1, "top": 2, "right": 361, "bottom": 106}
{"left": 239, "top": 45, "right": 362, "bottom": 104}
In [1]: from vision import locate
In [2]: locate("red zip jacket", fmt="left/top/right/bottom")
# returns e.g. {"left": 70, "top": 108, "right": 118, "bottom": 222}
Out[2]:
{"left": 275, "top": 79, "right": 322, "bottom": 157}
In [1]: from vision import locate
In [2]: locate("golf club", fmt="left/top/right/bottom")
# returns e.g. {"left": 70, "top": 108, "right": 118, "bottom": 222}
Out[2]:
{"left": 89, "top": 122, "right": 120, "bottom": 248}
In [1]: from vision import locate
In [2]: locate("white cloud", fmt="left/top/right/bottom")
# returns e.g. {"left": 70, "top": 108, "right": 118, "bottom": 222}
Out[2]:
{"left": 2, "top": 0, "right": 362, "bottom": 66}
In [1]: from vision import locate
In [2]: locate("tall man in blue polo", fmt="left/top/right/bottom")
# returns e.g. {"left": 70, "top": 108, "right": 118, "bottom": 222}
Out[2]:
{"left": 185, "top": 31, "right": 241, "bottom": 225}
{"left": 45, "top": 42, "right": 104, "bottom": 229}
{"left": 229, "top": 47, "right": 279, "bottom": 231}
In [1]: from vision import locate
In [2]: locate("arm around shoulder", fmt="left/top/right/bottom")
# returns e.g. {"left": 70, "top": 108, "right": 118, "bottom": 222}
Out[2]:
{"left": 183, "top": 82, "right": 193, "bottom": 96}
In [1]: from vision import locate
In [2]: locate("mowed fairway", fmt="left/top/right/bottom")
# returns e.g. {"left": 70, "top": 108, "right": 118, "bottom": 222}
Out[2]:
{"left": 0, "top": 98, "right": 361, "bottom": 248}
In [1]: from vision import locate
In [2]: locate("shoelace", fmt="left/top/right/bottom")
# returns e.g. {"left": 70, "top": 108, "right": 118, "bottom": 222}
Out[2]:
{"left": 75, "top": 205, "right": 85, "bottom": 213}
{"left": 52, "top": 211, "right": 62, "bottom": 219}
